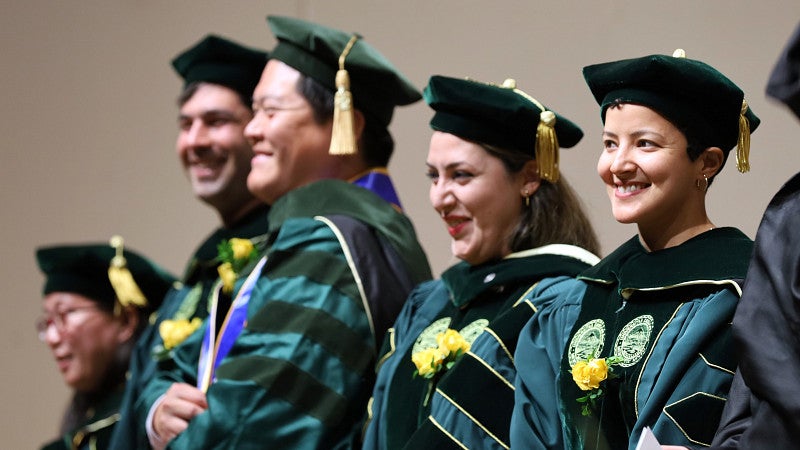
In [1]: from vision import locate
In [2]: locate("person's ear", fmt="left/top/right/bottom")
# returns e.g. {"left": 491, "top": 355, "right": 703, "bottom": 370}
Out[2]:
{"left": 699, "top": 146, "right": 724, "bottom": 179}
{"left": 114, "top": 305, "right": 140, "bottom": 344}
{"left": 521, "top": 159, "right": 542, "bottom": 196}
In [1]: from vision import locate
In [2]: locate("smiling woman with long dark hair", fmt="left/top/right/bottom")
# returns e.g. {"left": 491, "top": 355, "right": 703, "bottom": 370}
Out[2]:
{"left": 363, "top": 75, "right": 600, "bottom": 450}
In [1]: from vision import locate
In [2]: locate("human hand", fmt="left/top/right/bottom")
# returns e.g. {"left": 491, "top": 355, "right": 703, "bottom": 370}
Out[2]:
{"left": 152, "top": 382, "right": 208, "bottom": 443}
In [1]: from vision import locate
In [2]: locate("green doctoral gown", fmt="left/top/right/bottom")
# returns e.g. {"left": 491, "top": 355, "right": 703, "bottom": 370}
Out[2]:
{"left": 138, "top": 180, "right": 430, "bottom": 449}
{"left": 511, "top": 227, "right": 753, "bottom": 450}
{"left": 41, "top": 388, "right": 124, "bottom": 450}
{"left": 364, "top": 245, "right": 599, "bottom": 450}
{"left": 109, "top": 205, "right": 270, "bottom": 450}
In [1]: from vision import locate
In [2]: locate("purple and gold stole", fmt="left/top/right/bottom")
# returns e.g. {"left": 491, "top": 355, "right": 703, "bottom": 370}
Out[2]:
{"left": 197, "top": 256, "right": 267, "bottom": 392}
{"left": 351, "top": 168, "right": 402, "bottom": 210}
{"left": 196, "top": 169, "right": 399, "bottom": 391}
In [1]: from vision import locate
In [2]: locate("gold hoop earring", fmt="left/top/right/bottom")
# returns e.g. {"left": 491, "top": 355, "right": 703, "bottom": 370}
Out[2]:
{"left": 695, "top": 174, "right": 709, "bottom": 192}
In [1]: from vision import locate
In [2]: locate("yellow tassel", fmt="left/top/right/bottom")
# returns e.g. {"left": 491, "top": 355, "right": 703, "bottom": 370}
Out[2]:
{"left": 329, "top": 35, "right": 360, "bottom": 155}
{"left": 736, "top": 100, "right": 751, "bottom": 173}
{"left": 536, "top": 110, "right": 560, "bottom": 183}
{"left": 506, "top": 81, "right": 561, "bottom": 183}
{"left": 330, "top": 69, "right": 356, "bottom": 155}
{"left": 107, "top": 235, "right": 147, "bottom": 310}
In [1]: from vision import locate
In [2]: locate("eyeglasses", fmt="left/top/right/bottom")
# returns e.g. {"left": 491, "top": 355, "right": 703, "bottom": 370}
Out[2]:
{"left": 35, "top": 305, "right": 99, "bottom": 342}
{"left": 250, "top": 100, "right": 307, "bottom": 117}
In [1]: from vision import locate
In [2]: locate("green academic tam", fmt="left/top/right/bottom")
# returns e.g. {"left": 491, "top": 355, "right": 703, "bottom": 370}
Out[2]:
{"left": 36, "top": 239, "right": 175, "bottom": 312}
{"left": 172, "top": 34, "right": 268, "bottom": 102}
{"left": 266, "top": 15, "right": 421, "bottom": 128}
{"left": 583, "top": 50, "right": 760, "bottom": 172}
{"left": 423, "top": 75, "right": 583, "bottom": 182}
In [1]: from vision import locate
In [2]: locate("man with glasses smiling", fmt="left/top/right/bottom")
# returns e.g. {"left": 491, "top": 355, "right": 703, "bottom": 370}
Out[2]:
{"left": 139, "top": 16, "right": 431, "bottom": 449}
{"left": 36, "top": 237, "right": 175, "bottom": 450}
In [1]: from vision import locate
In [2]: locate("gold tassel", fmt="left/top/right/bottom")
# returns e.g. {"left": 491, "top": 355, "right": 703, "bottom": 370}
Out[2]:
{"left": 736, "top": 100, "right": 751, "bottom": 173}
{"left": 329, "top": 35, "right": 360, "bottom": 155}
{"left": 107, "top": 235, "right": 147, "bottom": 311}
{"left": 536, "top": 110, "right": 560, "bottom": 183}
{"left": 506, "top": 81, "right": 561, "bottom": 183}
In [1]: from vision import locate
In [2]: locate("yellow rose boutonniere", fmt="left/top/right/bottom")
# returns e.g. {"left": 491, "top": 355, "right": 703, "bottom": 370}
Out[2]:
{"left": 412, "top": 328, "right": 471, "bottom": 379}
{"left": 411, "top": 328, "right": 470, "bottom": 406}
{"left": 572, "top": 354, "right": 622, "bottom": 416}
{"left": 437, "top": 328, "right": 471, "bottom": 359}
{"left": 217, "top": 262, "right": 237, "bottom": 294}
{"left": 217, "top": 238, "right": 258, "bottom": 294}
{"left": 230, "top": 238, "right": 255, "bottom": 260}
{"left": 159, "top": 317, "right": 203, "bottom": 350}
{"left": 412, "top": 347, "right": 446, "bottom": 378}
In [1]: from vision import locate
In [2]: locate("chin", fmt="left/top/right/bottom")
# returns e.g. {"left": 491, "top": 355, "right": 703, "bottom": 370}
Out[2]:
{"left": 247, "top": 181, "right": 280, "bottom": 204}
{"left": 613, "top": 216, "right": 637, "bottom": 225}
{"left": 453, "top": 248, "right": 477, "bottom": 265}
{"left": 610, "top": 207, "right": 639, "bottom": 225}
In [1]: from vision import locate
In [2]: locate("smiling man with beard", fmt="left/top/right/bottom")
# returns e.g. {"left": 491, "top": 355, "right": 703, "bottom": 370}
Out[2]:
{"left": 108, "top": 34, "right": 270, "bottom": 450}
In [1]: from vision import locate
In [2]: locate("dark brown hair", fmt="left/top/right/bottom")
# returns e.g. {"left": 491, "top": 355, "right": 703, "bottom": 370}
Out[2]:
{"left": 178, "top": 81, "right": 253, "bottom": 110}
{"left": 481, "top": 143, "right": 600, "bottom": 256}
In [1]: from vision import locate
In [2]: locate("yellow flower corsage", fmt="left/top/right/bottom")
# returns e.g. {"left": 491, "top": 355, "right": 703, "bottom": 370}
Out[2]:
{"left": 411, "top": 328, "right": 470, "bottom": 407}
{"left": 412, "top": 328, "right": 471, "bottom": 379}
{"left": 572, "top": 354, "right": 622, "bottom": 416}
{"left": 216, "top": 238, "right": 258, "bottom": 294}
{"left": 159, "top": 317, "right": 203, "bottom": 350}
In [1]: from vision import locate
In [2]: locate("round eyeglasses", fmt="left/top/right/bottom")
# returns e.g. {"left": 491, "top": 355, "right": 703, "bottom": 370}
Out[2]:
{"left": 35, "top": 305, "right": 99, "bottom": 342}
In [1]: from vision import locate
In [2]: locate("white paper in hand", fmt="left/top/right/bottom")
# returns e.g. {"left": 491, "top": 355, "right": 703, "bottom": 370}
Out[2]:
{"left": 635, "top": 426, "right": 661, "bottom": 450}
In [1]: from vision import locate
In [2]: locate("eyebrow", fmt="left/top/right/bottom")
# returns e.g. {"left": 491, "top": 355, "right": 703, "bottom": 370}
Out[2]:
{"left": 251, "top": 94, "right": 286, "bottom": 104}
{"left": 425, "top": 161, "right": 468, "bottom": 170}
{"left": 178, "top": 109, "right": 240, "bottom": 121}
{"left": 602, "top": 129, "right": 665, "bottom": 140}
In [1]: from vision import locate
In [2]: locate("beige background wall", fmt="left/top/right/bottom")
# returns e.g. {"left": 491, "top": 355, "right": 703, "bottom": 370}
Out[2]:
{"left": 3, "top": 2, "right": 798, "bottom": 448}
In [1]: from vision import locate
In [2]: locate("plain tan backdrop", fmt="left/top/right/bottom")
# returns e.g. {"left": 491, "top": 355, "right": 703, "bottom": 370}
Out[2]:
{"left": 4, "top": 1, "right": 799, "bottom": 448}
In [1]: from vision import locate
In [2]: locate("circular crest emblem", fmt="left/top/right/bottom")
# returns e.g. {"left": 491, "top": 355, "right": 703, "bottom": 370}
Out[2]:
{"left": 613, "top": 315, "right": 654, "bottom": 367}
{"left": 567, "top": 318, "right": 605, "bottom": 367}
{"left": 458, "top": 319, "right": 490, "bottom": 345}
{"left": 412, "top": 317, "right": 452, "bottom": 354}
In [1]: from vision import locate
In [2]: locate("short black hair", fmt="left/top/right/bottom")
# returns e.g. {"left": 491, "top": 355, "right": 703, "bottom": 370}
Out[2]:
{"left": 295, "top": 74, "right": 394, "bottom": 167}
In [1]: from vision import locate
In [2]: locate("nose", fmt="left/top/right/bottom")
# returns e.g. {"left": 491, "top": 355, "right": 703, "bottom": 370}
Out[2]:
{"left": 184, "top": 121, "right": 211, "bottom": 149}
{"left": 609, "top": 146, "right": 635, "bottom": 177}
{"left": 243, "top": 113, "right": 263, "bottom": 146}
{"left": 42, "top": 322, "right": 63, "bottom": 346}
{"left": 429, "top": 179, "right": 455, "bottom": 216}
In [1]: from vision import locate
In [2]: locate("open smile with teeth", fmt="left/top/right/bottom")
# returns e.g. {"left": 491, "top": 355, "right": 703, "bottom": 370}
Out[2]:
{"left": 616, "top": 183, "right": 649, "bottom": 194}
{"left": 189, "top": 158, "right": 224, "bottom": 177}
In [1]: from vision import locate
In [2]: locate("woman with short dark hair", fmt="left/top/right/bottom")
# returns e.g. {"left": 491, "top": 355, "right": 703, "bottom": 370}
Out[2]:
{"left": 511, "top": 50, "right": 760, "bottom": 450}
